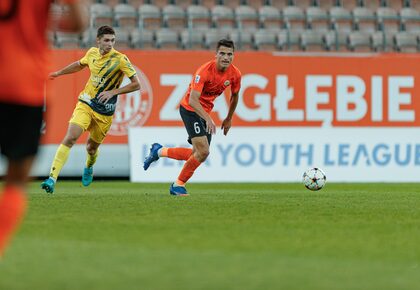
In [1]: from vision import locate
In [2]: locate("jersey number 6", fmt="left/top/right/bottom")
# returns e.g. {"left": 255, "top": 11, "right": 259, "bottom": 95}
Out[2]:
{"left": 194, "top": 122, "right": 201, "bottom": 134}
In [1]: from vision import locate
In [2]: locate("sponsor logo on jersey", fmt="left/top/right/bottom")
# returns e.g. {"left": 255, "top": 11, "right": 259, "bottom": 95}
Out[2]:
{"left": 90, "top": 75, "right": 105, "bottom": 86}
{"left": 224, "top": 80, "right": 230, "bottom": 86}
{"left": 194, "top": 75, "right": 200, "bottom": 83}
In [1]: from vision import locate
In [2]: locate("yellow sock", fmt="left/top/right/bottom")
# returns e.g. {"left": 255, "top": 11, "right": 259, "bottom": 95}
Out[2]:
{"left": 86, "top": 149, "right": 99, "bottom": 168}
{"left": 49, "top": 144, "right": 71, "bottom": 180}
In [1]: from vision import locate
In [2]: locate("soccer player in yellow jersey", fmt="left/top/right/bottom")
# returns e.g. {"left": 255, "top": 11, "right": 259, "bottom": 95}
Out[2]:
{"left": 41, "top": 26, "right": 140, "bottom": 194}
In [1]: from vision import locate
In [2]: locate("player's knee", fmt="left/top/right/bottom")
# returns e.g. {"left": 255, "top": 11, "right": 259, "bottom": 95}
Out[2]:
{"left": 196, "top": 149, "right": 209, "bottom": 162}
{"left": 63, "top": 135, "right": 77, "bottom": 147}
{"left": 86, "top": 148, "right": 96, "bottom": 155}
{"left": 86, "top": 145, "right": 97, "bottom": 155}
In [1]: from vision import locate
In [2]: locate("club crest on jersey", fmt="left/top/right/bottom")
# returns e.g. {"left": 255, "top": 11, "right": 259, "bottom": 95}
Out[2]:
{"left": 224, "top": 80, "right": 230, "bottom": 86}
{"left": 194, "top": 75, "right": 201, "bottom": 83}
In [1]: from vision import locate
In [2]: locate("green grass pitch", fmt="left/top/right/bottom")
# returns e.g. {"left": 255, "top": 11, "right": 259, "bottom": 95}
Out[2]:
{"left": 1, "top": 181, "right": 420, "bottom": 290}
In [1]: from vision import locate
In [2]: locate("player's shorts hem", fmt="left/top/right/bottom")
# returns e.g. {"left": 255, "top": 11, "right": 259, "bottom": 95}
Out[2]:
{"left": 87, "top": 135, "right": 104, "bottom": 145}
{"left": 69, "top": 121, "right": 88, "bottom": 131}
{"left": 179, "top": 105, "right": 211, "bottom": 145}
{"left": 0, "top": 103, "right": 43, "bottom": 160}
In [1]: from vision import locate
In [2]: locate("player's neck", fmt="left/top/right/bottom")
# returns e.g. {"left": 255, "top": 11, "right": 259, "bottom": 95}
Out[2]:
{"left": 216, "top": 63, "right": 228, "bottom": 72}
{"left": 99, "top": 48, "right": 112, "bottom": 56}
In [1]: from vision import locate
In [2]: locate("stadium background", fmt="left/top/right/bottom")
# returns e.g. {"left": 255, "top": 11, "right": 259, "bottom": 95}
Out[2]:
{"left": 15, "top": 0, "right": 419, "bottom": 182}
{"left": 2, "top": 1, "right": 420, "bottom": 290}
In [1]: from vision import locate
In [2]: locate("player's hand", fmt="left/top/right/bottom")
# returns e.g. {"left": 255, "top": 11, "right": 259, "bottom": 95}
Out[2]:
{"left": 97, "top": 90, "right": 115, "bottom": 104}
{"left": 221, "top": 118, "right": 232, "bottom": 136}
{"left": 48, "top": 72, "right": 60, "bottom": 80}
{"left": 205, "top": 117, "right": 216, "bottom": 135}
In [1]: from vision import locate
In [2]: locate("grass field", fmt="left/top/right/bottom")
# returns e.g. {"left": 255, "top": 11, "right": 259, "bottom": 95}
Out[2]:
{"left": 1, "top": 181, "right": 420, "bottom": 290}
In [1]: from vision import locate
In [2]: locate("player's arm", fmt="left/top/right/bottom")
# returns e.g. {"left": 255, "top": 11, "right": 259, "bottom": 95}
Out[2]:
{"left": 97, "top": 75, "right": 140, "bottom": 104}
{"left": 49, "top": 61, "right": 87, "bottom": 80}
{"left": 51, "top": 0, "right": 88, "bottom": 32}
{"left": 221, "top": 92, "right": 239, "bottom": 136}
{"left": 189, "top": 90, "right": 216, "bottom": 135}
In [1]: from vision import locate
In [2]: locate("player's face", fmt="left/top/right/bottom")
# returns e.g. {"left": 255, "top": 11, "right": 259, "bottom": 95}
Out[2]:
{"left": 216, "top": 46, "right": 234, "bottom": 71}
{"left": 97, "top": 34, "right": 115, "bottom": 55}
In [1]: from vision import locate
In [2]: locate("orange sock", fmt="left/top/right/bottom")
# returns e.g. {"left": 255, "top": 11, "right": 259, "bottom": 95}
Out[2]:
{"left": 177, "top": 155, "right": 202, "bottom": 184}
{"left": 0, "top": 186, "right": 27, "bottom": 257}
{"left": 162, "top": 147, "right": 193, "bottom": 161}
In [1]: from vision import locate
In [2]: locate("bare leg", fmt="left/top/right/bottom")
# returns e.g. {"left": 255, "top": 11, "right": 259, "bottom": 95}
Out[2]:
{"left": 5, "top": 157, "right": 35, "bottom": 187}
{"left": 62, "top": 123, "right": 84, "bottom": 148}
{"left": 86, "top": 137, "right": 100, "bottom": 156}
{"left": 82, "top": 137, "right": 101, "bottom": 186}
{"left": 191, "top": 136, "right": 210, "bottom": 162}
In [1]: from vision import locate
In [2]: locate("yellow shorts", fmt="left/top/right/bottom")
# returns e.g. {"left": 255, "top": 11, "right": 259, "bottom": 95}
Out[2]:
{"left": 69, "top": 102, "right": 113, "bottom": 144}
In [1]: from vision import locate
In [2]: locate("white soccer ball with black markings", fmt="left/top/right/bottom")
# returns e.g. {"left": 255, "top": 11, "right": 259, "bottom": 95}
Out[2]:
{"left": 302, "top": 168, "right": 327, "bottom": 191}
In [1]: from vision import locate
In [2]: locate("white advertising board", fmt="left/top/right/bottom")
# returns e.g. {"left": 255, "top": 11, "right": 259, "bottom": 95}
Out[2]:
{"left": 129, "top": 127, "right": 420, "bottom": 182}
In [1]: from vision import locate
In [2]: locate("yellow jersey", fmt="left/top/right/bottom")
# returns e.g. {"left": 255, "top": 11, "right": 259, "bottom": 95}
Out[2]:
{"left": 78, "top": 47, "right": 137, "bottom": 116}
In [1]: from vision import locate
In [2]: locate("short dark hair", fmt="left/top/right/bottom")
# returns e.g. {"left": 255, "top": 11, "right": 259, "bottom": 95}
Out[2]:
{"left": 97, "top": 25, "right": 115, "bottom": 38}
{"left": 217, "top": 39, "right": 235, "bottom": 52}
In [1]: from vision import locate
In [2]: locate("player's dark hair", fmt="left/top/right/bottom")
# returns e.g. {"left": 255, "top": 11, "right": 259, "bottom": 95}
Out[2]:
{"left": 217, "top": 39, "right": 235, "bottom": 52}
{"left": 97, "top": 25, "right": 115, "bottom": 38}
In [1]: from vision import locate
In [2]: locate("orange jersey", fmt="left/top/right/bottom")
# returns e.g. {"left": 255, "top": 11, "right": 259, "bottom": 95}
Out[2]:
{"left": 181, "top": 60, "right": 241, "bottom": 113}
{"left": 0, "top": 0, "right": 53, "bottom": 106}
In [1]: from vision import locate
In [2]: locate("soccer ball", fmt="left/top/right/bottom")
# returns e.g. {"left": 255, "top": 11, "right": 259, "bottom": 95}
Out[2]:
{"left": 302, "top": 168, "right": 327, "bottom": 191}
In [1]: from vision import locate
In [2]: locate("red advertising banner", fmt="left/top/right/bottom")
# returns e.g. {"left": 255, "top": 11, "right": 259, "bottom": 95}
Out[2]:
{"left": 43, "top": 50, "right": 420, "bottom": 144}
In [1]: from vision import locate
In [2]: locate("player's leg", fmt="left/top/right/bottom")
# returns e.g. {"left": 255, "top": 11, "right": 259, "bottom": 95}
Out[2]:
{"left": 40, "top": 123, "right": 84, "bottom": 193}
{"left": 81, "top": 111, "right": 112, "bottom": 186}
{"left": 0, "top": 103, "right": 42, "bottom": 257}
{"left": 143, "top": 106, "right": 197, "bottom": 170}
{"left": 144, "top": 145, "right": 194, "bottom": 171}
{"left": 169, "top": 106, "right": 211, "bottom": 196}
{"left": 161, "top": 147, "right": 193, "bottom": 160}
{"left": 169, "top": 136, "right": 209, "bottom": 196}
{"left": 143, "top": 144, "right": 194, "bottom": 170}
{"left": 0, "top": 158, "right": 33, "bottom": 257}
{"left": 82, "top": 138, "right": 100, "bottom": 186}
{"left": 41, "top": 102, "right": 90, "bottom": 193}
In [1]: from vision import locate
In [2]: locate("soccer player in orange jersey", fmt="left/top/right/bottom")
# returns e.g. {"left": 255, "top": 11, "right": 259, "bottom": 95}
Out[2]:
{"left": 143, "top": 39, "right": 241, "bottom": 196}
{"left": 0, "top": 0, "right": 86, "bottom": 258}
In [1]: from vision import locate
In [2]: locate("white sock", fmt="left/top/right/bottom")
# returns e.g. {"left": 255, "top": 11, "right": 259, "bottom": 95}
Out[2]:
{"left": 157, "top": 148, "right": 163, "bottom": 157}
